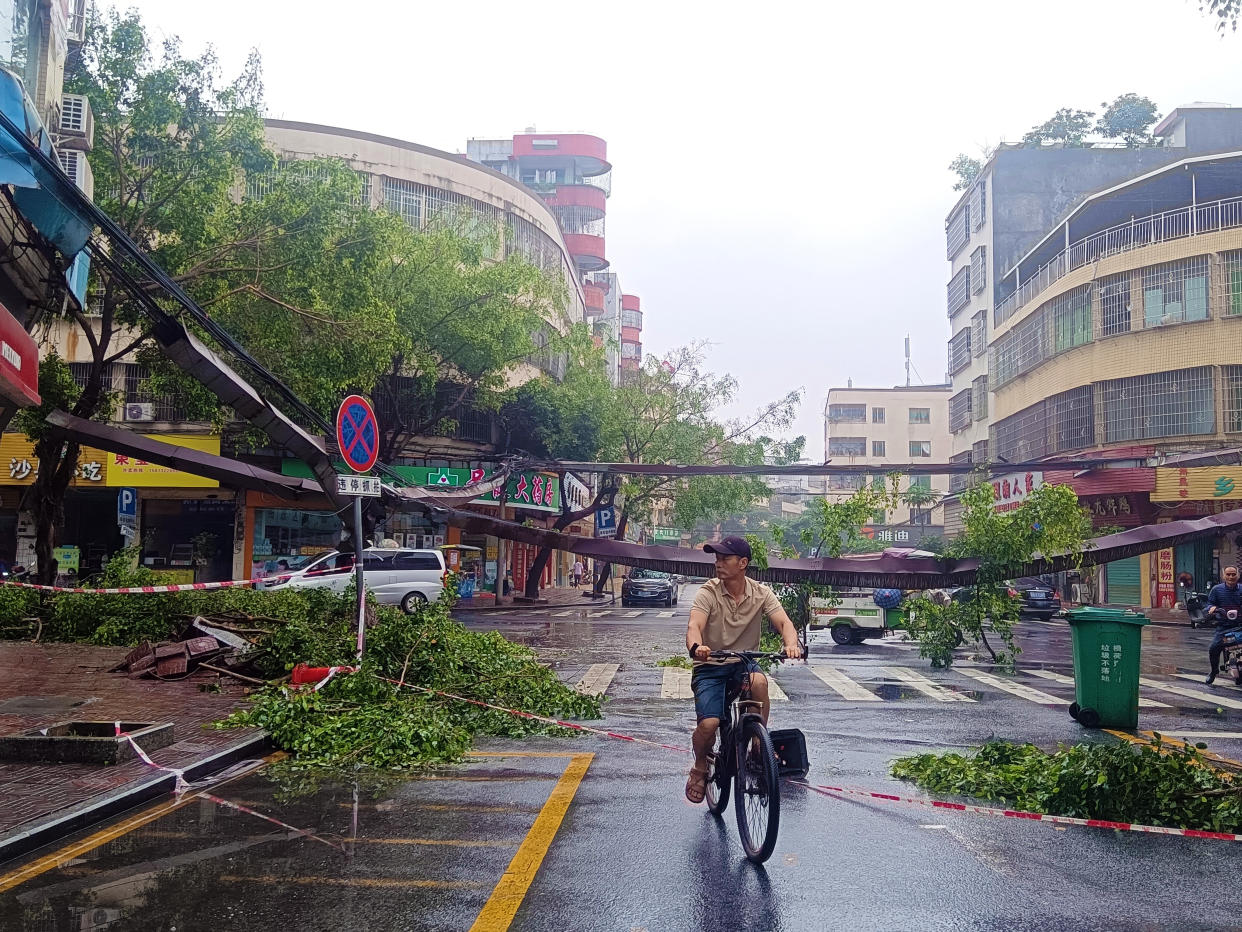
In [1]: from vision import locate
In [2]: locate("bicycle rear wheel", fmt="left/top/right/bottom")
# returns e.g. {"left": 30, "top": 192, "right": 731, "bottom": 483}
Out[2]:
{"left": 705, "top": 729, "right": 731, "bottom": 816}
{"left": 733, "top": 718, "right": 781, "bottom": 863}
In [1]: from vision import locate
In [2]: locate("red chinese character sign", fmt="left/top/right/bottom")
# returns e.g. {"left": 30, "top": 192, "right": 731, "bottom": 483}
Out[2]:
{"left": 991, "top": 471, "right": 1044, "bottom": 513}
{"left": 336, "top": 395, "right": 379, "bottom": 474}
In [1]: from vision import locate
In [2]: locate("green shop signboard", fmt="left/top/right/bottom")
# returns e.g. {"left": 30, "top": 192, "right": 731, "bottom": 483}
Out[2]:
{"left": 280, "top": 461, "right": 561, "bottom": 513}
{"left": 651, "top": 527, "right": 682, "bottom": 542}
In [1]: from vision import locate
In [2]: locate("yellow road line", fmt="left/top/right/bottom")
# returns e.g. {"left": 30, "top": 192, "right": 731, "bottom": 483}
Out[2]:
{"left": 0, "top": 751, "right": 286, "bottom": 894}
{"left": 219, "top": 874, "right": 487, "bottom": 889}
{"left": 469, "top": 752, "right": 594, "bottom": 932}
{"left": 354, "top": 837, "right": 522, "bottom": 848}
{"left": 471, "top": 751, "right": 585, "bottom": 758}
{"left": 1106, "top": 729, "right": 1242, "bottom": 773}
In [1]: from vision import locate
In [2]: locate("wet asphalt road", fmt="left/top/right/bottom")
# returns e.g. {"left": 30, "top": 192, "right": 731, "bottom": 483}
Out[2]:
{"left": 6, "top": 597, "right": 1242, "bottom": 931}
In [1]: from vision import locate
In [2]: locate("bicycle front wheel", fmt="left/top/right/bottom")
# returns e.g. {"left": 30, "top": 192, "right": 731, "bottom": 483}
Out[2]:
{"left": 733, "top": 718, "right": 781, "bottom": 863}
{"left": 705, "top": 730, "right": 731, "bottom": 817}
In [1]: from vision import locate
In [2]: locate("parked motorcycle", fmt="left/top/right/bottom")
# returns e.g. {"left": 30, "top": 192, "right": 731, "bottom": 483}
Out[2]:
{"left": 1185, "top": 587, "right": 1211, "bottom": 628}
{"left": 1216, "top": 608, "right": 1242, "bottom": 686}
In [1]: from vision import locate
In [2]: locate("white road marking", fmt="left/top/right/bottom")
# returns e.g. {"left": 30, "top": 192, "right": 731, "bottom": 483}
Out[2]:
{"left": 1148, "top": 731, "right": 1242, "bottom": 740}
{"left": 589, "top": 610, "right": 614, "bottom": 618}
{"left": 766, "top": 677, "right": 788, "bottom": 702}
{"left": 883, "top": 666, "right": 975, "bottom": 702}
{"left": 574, "top": 663, "right": 620, "bottom": 696}
{"left": 956, "top": 669, "right": 1068, "bottom": 705}
{"left": 807, "top": 665, "right": 880, "bottom": 701}
{"left": 657, "top": 611, "right": 676, "bottom": 618}
{"left": 1139, "top": 677, "right": 1242, "bottom": 710}
{"left": 553, "top": 610, "right": 576, "bottom": 617}
{"left": 660, "top": 666, "right": 693, "bottom": 699}
{"left": 1026, "top": 669, "right": 1169, "bottom": 708}
{"left": 623, "top": 610, "right": 643, "bottom": 617}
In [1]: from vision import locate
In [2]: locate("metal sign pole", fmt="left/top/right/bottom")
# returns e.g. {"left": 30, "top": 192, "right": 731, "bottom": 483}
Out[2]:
{"left": 353, "top": 495, "right": 366, "bottom": 658}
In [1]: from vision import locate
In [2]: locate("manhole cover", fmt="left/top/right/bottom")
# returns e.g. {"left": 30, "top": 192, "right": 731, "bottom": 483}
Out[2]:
{"left": 0, "top": 695, "right": 89, "bottom": 714}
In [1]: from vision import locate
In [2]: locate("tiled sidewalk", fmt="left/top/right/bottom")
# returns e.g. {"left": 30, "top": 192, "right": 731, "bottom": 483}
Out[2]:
{"left": 0, "top": 641, "right": 266, "bottom": 860}
{"left": 457, "top": 582, "right": 622, "bottom": 612}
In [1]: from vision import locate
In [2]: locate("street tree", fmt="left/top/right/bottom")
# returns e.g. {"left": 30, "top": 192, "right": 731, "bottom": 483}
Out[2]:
{"left": 1199, "top": 0, "right": 1240, "bottom": 30}
{"left": 1096, "top": 94, "right": 1161, "bottom": 148}
{"left": 18, "top": 11, "right": 279, "bottom": 581}
{"left": 1022, "top": 108, "right": 1096, "bottom": 147}
{"left": 590, "top": 345, "right": 802, "bottom": 594}
{"left": 902, "top": 480, "right": 1092, "bottom": 666}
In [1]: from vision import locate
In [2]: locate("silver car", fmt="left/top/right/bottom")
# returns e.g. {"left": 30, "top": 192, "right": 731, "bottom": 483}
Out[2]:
{"left": 266, "top": 547, "right": 446, "bottom": 613}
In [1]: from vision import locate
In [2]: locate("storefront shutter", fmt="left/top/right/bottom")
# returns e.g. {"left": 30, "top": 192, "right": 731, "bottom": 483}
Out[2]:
{"left": 1105, "top": 557, "right": 1142, "bottom": 605}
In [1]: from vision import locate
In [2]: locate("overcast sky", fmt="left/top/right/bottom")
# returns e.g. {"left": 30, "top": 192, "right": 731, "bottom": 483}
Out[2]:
{"left": 125, "top": 0, "right": 1242, "bottom": 456}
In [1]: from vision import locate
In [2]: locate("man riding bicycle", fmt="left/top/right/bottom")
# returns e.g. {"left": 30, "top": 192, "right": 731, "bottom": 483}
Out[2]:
{"left": 684, "top": 536, "right": 802, "bottom": 803}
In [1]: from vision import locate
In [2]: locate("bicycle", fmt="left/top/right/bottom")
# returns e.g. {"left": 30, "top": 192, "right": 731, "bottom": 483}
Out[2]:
{"left": 700, "top": 647, "right": 805, "bottom": 864}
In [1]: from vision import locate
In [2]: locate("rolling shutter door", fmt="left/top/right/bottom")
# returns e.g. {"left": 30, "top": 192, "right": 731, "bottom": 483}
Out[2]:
{"left": 1105, "top": 557, "right": 1142, "bottom": 605}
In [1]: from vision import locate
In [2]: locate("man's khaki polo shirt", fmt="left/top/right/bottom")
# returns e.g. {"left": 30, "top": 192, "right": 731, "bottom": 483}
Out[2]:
{"left": 691, "top": 576, "right": 783, "bottom": 665}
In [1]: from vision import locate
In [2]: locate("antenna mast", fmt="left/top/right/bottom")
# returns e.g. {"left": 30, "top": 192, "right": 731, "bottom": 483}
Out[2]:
{"left": 904, "top": 335, "right": 911, "bottom": 387}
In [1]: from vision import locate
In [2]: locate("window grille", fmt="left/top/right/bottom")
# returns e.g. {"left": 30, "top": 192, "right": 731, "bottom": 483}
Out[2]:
{"left": 946, "top": 204, "right": 970, "bottom": 260}
{"left": 1224, "top": 366, "right": 1242, "bottom": 432}
{"left": 828, "top": 437, "right": 867, "bottom": 457}
{"left": 1098, "top": 366, "right": 1214, "bottom": 443}
{"left": 971, "top": 310, "right": 987, "bottom": 357}
{"left": 947, "top": 265, "right": 971, "bottom": 316}
{"left": 949, "top": 389, "right": 973, "bottom": 433}
{"left": 1051, "top": 286, "right": 1092, "bottom": 354}
{"left": 1141, "top": 256, "right": 1209, "bottom": 327}
{"left": 1099, "top": 273, "right": 1132, "bottom": 337}
{"left": 970, "top": 179, "right": 986, "bottom": 233}
{"left": 972, "top": 439, "right": 989, "bottom": 462}
{"left": 970, "top": 246, "right": 987, "bottom": 295}
{"left": 621, "top": 309, "right": 643, "bottom": 329}
{"left": 948, "top": 328, "right": 972, "bottom": 375}
{"left": 872, "top": 440, "right": 886, "bottom": 457}
{"left": 122, "top": 364, "right": 189, "bottom": 421}
{"left": 949, "top": 450, "right": 973, "bottom": 493}
{"left": 828, "top": 404, "right": 867, "bottom": 423}
{"left": 1051, "top": 385, "right": 1094, "bottom": 452}
{"left": 972, "top": 375, "right": 988, "bottom": 421}
{"left": 1223, "top": 251, "right": 1242, "bottom": 317}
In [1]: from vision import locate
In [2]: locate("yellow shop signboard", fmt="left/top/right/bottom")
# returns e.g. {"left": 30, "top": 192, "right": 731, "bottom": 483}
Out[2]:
{"left": 104, "top": 433, "right": 221, "bottom": 488}
{"left": 1153, "top": 466, "right": 1242, "bottom": 502}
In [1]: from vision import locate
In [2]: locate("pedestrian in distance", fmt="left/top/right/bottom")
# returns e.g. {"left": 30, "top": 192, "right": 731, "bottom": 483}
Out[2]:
{"left": 684, "top": 536, "right": 802, "bottom": 804}
{"left": 571, "top": 558, "right": 584, "bottom": 588}
{"left": 1205, "top": 565, "right": 1242, "bottom": 684}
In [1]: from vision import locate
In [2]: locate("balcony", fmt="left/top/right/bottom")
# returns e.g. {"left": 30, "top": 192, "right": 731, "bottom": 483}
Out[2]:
{"left": 583, "top": 283, "right": 606, "bottom": 315}
{"left": 946, "top": 265, "right": 971, "bottom": 317}
{"left": 563, "top": 232, "right": 607, "bottom": 271}
{"left": 621, "top": 325, "right": 641, "bottom": 342}
{"left": 995, "top": 195, "right": 1242, "bottom": 327}
{"left": 513, "top": 134, "right": 611, "bottom": 177}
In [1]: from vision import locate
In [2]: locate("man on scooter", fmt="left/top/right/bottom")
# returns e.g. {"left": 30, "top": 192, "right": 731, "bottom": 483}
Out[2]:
{"left": 1205, "top": 566, "right": 1242, "bottom": 684}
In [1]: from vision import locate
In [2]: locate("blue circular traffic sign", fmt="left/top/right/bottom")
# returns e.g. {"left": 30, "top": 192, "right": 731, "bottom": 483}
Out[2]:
{"left": 336, "top": 394, "right": 379, "bottom": 473}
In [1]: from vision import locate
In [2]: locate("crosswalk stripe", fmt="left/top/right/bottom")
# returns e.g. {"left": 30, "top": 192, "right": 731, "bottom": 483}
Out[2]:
{"left": 574, "top": 663, "right": 620, "bottom": 696}
{"left": 767, "top": 677, "right": 788, "bottom": 702}
{"left": 957, "top": 669, "right": 1067, "bottom": 705}
{"left": 657, "top": 611, "right": 676, "bottom": 618}
{"left": 883, "top": 666, "right": 975, "bottom": 702}
{"left": 660, "top": 667, "right": 693, "bottom": 699}
{"left": 623, "top": 610, "right": 643, "bottom": 617}
{"left": 1139, "top": 677, "right": 1242, "bottom": 710}
{"left": 589, "top": 610, "right": 614, "bottom": 617}
{"left": 1026, "top": 669, "right": 1170, "bottom": 708}
{"left": 553, "top": 610, "right": 576, "bottom": 617}
{"left": 808, "top": 665, "right": 880, "bottom": 701}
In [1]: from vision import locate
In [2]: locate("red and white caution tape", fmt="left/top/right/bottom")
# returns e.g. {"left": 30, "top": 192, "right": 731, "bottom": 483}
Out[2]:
{"left": 198, "top": 791, "right": 347, "bottom": 852}
{"left": 365, "top": 673, "right": 1242, "bottom": 844}
{"left": 115, "top": 721, "right": 189, "bottom": 795}
{"left": 4, "top": 578, "right": 256, "bottom": 594}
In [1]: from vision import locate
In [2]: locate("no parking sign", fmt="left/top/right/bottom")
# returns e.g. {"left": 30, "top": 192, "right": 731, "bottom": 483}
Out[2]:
{"left": 335, "top": 395, "right": 379, "bottom": 474}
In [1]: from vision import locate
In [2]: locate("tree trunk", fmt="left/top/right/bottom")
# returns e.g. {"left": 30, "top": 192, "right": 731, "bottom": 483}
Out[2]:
{"left": 523, "top": 482, "right": 613, "bottom": 600}
{"left": 28, "top": 436, "right": 79, "bottom": 584}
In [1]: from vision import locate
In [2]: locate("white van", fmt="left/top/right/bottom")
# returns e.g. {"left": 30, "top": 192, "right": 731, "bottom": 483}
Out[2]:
{"left": 266, "top": 547, "right": 446, "bottom": 613}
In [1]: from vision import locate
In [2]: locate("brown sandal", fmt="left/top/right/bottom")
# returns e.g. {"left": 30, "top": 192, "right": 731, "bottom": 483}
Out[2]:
{"left": 685, "top": 766, "right": 708, "bottom": 803}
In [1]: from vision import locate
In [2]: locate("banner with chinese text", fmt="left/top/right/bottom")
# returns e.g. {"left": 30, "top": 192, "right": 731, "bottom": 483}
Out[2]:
{"left": 104, "top": 434, "right": 220, "bottom": 488}
{"left": 1153, "top": 467, "right": 1242, "bottom": 502}
{"left": 0, "top": 433, "right": 109, "bottom": 486}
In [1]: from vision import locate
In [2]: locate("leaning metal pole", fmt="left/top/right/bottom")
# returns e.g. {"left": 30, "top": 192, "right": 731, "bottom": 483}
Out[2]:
{"left": 354, "top": 495, "right": 366, "bottom": 658}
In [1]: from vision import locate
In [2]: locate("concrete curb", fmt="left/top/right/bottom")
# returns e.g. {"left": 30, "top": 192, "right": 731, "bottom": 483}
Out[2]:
{"left": 0, "top": 729, "right": 271, "bottom": 863}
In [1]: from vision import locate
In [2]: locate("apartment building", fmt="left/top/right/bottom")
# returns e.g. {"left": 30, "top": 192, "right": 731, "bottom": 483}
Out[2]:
{"left": 823, "top": 384, "right": 951, "bottom": 543}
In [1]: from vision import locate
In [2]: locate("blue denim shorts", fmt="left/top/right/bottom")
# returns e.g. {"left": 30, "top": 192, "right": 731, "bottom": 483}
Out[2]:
{"left": 691, "top": 662, "right": 749, "bottom": 721}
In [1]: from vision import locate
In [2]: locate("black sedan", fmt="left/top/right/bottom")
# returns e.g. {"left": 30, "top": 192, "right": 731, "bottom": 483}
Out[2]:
{"left": 951, "top": 578, "right": 1062, "bottom": 621}
{"left": 622, "top": 569, "right": 679, "bottom": 607}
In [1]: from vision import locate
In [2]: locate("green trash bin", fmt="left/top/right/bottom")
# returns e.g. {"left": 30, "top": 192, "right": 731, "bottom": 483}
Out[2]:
{"left": 1065, "top": 607, "right": 1150, "bottom": 729}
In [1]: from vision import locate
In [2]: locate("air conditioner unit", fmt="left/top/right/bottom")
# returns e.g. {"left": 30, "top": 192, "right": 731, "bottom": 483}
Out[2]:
{"left": 56, "top": 149, "right": 94, "bottom": 201}
{"left": 59, "top": 94, "right": 94, "bottom": 150}
{"left": 125, "top": 402, "right": 155, "bottom": 422}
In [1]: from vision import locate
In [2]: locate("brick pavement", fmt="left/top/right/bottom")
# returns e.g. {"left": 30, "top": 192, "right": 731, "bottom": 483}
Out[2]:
{"left": 0, "top": 641, "right": 264, "bottom": 858}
